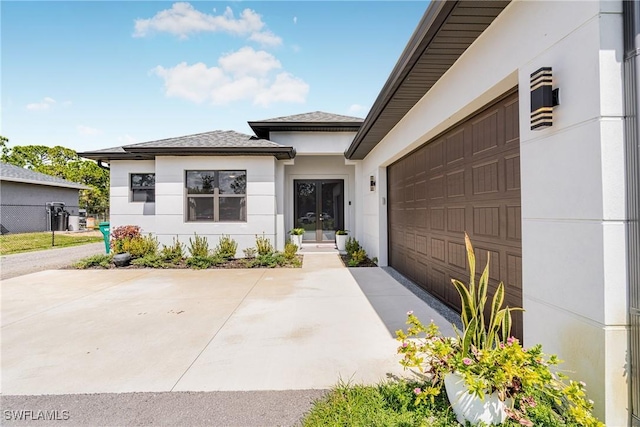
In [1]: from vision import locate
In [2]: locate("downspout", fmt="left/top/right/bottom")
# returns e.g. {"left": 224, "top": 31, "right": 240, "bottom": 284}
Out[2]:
{"left": 623, "top": 1, "right": 640, "bottom": 425}
{"left": 96, "top": 160, "right": 110, "bottom": 171}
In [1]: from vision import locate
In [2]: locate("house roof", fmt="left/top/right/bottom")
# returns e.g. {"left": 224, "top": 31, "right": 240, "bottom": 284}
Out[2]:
{"left": 248, "top": 111, "right": 363, "bottom": 139}
{"left": 345, "top": 0, "right": 511, "bottom": 160}
{"left": 0, "top": 162, "right": 89, "bottom": 190}
{"left": 79, "top": 130, "right": 296, "bottom": 161}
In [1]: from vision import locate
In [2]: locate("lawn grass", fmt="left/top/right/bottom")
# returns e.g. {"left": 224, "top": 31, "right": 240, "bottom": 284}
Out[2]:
{"left": 301, "top": 380, "right": 459, "bottom": 427}
{"left": 0, "top": 232, "right": 103, "bottom": 255}
{"left": 301, "top": 379, "right": 589, "bottom": 427}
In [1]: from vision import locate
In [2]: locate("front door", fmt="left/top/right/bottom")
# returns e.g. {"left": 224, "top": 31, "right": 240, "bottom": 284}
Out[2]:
{"left": 294, "top": 180, "right": 344, "bottom": 242}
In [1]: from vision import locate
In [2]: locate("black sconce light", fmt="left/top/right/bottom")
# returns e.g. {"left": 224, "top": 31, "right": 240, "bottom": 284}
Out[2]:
{"left": 370, "top": 175, "right": 376, "bottom": 191}
{"left": 530, "top": 67, "right": 560, "bottom": 130}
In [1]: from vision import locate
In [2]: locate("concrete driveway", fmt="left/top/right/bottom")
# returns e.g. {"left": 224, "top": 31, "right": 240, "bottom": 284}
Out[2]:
{"left": 1, "top": 254, "right": 454, "bottom": 396}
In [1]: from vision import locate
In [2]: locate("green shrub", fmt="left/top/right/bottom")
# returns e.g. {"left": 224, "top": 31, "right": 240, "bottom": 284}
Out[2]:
{"left": 254, "top": 252, "right": 286, "bottom": 268}
{"left": 284, "top": 242, "right": 298, "bottom": 260}
{"left": 255, "top": 233, "right": 274, "bottom": 256}
{"left": 289, "top": 228, "right": 305, "bottom": 235}
{"left": 243, "top": 247, "right": 257, "bottom": 259}
{"left": 131, "top": 254, "right": 166, "bottom": 268}
{"left": 160, "top": 237, "right": 185, "bottom": 263}
{"left": 185, "top": 255, "right": 214, "bottom": 269}
{"left": 127, "top": 234, "right": 158, "bottom": 258}
{"left": 348, "top": 248, "right": 367, "bottom": 267}
{"left": 111, "top": 225, "right": 141, "bottom": 253}
{"left": 188, "top": 233, "right": 209, "bottom": 257}
{"left": 74, "top": 254, "right": 112, "bottom": 269}
{"left": 345, "top": 237, "right": 361, "bottom": 255}
{"left": 213, "top": 234, "right": 238, "bottom": 260}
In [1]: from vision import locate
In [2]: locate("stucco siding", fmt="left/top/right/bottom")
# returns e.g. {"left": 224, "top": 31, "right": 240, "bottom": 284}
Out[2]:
{"left": 270, "top": 131, "right": 356, "bottom": 155}
{"left": 356, "top": 0, "right": 627, "bottom": 424}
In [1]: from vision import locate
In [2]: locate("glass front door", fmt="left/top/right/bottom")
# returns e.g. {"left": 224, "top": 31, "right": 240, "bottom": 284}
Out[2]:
{"left": 294, "top": 180, "right": 344, "bottom": 242}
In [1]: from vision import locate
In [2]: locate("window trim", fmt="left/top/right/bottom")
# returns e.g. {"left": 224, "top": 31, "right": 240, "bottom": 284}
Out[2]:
{"left": 185, "top": 170, "right": 246, "bottom": 223}
{"left": 130, "top": 173, "right": 155, "bottom": 203}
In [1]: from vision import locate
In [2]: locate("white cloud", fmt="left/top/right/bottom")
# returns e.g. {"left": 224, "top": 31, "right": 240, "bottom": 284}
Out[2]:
{"left": 348, "top": 104, "right": 368, "bottom": 115}
{"left": 117, "top": 134, "right": 138, "bottom": 144}
{"left": 77, "top": 125, "right": 101, "bottom": 136}
{"left": 133, "top": 3, "right": 281, "bottom": 47}
{"left": 218, "top": 46, "right": 281, "bottom": 77}
{"left": 293, "top": 16, "right": 297, "bottom": 24}
{"left": 253, "top": 73, "right": 309, "bottom": 107}
{"left": 26, "top": 97, "right": 56, "bottom": 111}
{"left": 153, "top": 46, "right": 308, "bottom": 107}
{"left": 248, "top": 30, "right": 282, "bottom": 48}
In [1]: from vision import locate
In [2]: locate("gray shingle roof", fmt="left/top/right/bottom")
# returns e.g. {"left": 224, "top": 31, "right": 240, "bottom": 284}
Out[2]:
{"left": 123, "top": 130, "right": 283, "bottom": 149}
{"left": 79, "top": 130, "right": 296, "bottom": 161}
{"left": 0, "top": 162, "right": 88, "bottom": 190}
{"left": 252, "top": 111, "right": 364, "bottom": 123}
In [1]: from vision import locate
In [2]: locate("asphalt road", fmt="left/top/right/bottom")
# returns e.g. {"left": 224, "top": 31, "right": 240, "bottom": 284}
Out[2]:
{"left": 0, "top": 242, "right": 105, "bottom": 280}
{"left": 1, "top": 390, "right": 328, "bottom": 426}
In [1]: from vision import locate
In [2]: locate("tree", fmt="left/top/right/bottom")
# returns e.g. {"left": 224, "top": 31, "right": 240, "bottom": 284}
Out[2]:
{"left": 0, "top": 140, "right": 110, "bottom": 213}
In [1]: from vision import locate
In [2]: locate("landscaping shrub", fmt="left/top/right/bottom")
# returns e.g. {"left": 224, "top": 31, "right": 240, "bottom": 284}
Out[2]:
{"left": 74, "top": 254, "right": 112, "bottom": 269}
{"left": 243, "top": 247, "right": 257, "bottom": 259}
{"left": 127, "top": 234, "right": 158, "bottom": 258}
{"left": 188, "top": 233, "right": 209, "bottom": 257}
{"left": 284, "top": 242, "right": 298, "bottom": 259}
{"left": 185, "top": 255, "right": 217, "bottom": 269}
{"left": 345, "top": 237, "right": 361, "bottom": 255}
{"left": 255, "top": 233, "right": 274, "bottom": 256}
{"left": 348, "top": 248, "right": 367, "bottom": 267}
{"left": 213, "top": 235, "right": 237, "bottom": 260}
{"left": 111, "top": 225, "right": 143, "bottom": 254}
{"left": 131, "top": 254, "right": 166, "bottom": 268}
{"left": 160, "top": 237, "right": 185, "bottom": 263}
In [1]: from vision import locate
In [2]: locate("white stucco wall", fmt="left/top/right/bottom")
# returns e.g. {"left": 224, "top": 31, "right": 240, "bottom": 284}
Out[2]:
{"left": 110, "top": 160, "right": 156, "bottom": 234}
{"left": 110, "top": 156, "right": 278, "bottom": 257}
{"left": 357, "top": 1, "right": 627, "bottom": 424}
{"left": 270, "top": 131, "right": 356, "bottom": 155}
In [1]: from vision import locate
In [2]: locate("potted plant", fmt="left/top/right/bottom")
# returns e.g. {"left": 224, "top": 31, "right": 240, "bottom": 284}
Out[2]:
{"left": 397, "top": 233, "right": 603, "bottom": 427}
{"left": 335, "top": 230, "right": 349, "bottom": 251}
{"left": 289, "top": 228, "right": 304, "bottom": 248}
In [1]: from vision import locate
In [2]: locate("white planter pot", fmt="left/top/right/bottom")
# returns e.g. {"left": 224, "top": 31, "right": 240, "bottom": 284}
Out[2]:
{"left": 336, "top": 234, "right": 348, "bottom": 251}
{"left": 444, "top": 372, "right": 509, "bottom": 426}
{"left": 290, "top": 234, "right": 303, "bottom": 248}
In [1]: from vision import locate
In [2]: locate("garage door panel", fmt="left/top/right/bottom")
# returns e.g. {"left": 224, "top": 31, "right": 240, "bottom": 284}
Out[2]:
{"left": 388, "top": 90, "right": 522, "bottom": 338}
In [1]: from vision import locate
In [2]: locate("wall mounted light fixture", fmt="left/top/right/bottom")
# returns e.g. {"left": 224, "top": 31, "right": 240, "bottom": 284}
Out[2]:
{"left": 530, "top": 67, "right": 560, "bottom": 130}
{"left": 370, "top": 175, "right": 376, "bottom": 191}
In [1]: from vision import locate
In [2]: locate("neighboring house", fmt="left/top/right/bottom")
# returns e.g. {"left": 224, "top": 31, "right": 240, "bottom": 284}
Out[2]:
{"left": 80, "top": 1, "right": 640, "bottom": 425}
{"left": 0, "top": 162, "right": 88, "bottom": 233}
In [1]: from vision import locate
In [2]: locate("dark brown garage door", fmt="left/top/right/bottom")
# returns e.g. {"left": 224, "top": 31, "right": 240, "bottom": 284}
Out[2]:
{"left": 388, "top": 90, "right": 522, "bottom": 337}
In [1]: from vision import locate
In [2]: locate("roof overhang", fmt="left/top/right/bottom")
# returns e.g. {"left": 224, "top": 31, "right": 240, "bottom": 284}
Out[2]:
{"left": 345, "top": 0, "right": 510, "bottom": 160}
{"left": 0, "top": 176, "right": 89, "bottom": 190}
{"left": 248, "top": 121, "right": 362, "bottom": 139}
{"left": 80, "top": 147, "right": 296, "bottom": 162}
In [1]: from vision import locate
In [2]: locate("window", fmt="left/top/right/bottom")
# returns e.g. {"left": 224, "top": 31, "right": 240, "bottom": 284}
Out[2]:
{"left": 186, "top": 170, "right": 246, "bottom": 222}
{"left": 131, "top": 173, "right": 155, "bottom": 202}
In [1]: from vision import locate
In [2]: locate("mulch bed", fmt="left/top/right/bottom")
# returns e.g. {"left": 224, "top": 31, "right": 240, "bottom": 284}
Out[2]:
{"left": 339, "top": 254, "right": 378, "bottom": 268}
{"left": 68, "top": 255, "right": 304, "bottom": 270}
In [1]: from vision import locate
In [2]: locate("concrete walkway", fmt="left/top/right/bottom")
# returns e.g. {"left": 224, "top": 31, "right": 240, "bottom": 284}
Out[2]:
{"left": 1, "top": 253, "right": 456, "bottom": 425}
{"left": 0, "top": 242, "right": 105, "bottom": 280}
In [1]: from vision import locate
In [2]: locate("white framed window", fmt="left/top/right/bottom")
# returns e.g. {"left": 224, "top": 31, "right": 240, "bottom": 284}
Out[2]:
{"left": 185, "top": 170, "right": 246, "bottom": 222}
{"left": 130, "top": 173, "right": 155, "bottom": 202}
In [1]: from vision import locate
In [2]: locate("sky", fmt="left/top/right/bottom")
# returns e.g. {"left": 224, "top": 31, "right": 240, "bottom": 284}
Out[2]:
{"left": 1, "top": 1, "right": 428, "bottom": 152}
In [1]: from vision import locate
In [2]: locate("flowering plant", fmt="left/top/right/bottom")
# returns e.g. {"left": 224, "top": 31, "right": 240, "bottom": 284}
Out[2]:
{"left": 396, "top": 234, "right": 603, "bottom": 426}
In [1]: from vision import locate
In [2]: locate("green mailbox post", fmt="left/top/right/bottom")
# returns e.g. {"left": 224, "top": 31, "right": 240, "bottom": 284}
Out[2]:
{"left": 99, "top": 222, "right": 110, "bottom": 254}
